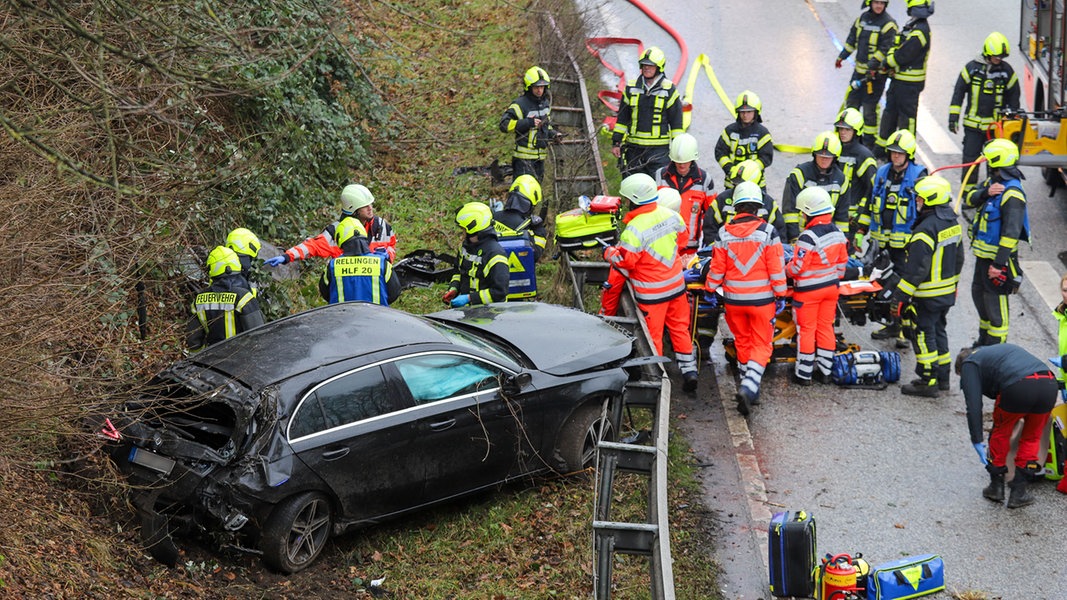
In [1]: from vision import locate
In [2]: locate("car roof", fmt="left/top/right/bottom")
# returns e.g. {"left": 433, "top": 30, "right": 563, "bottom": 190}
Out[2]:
{"left": 189, "top": 303, "right": 448, "bottom": 388}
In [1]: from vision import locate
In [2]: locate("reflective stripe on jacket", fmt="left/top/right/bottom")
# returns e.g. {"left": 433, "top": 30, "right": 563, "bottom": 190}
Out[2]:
{"left": 705, "top": 214, "right": 786, "bottom": 306}
{"left": 785, "top": 215, "right": 849, "bottom": 292}
{"left": 656, "top": 163, "right": 715, "bottom": 250}
{"left": 968, "top": 178, "right": 1030, "bottom": 261}
{"left": 611, "top": 74, "right": 682, "bottom": 147}
{"left": 781, "top": 161, "right": 851, "bottom": 242}
{"left": 887, "top": 17, "right": 930, "bottom": 83}
{"left": 950, "top": 58, "right": 1020, "bottom": 129}
{"left": 860, "top": 161, "right": 926, "bottom": 248}
{"left": 326, "top": 254, "right": 391, "bottom": 305}
{"left": 895, "top": 206, "right": 964, "bottom": 302}
{"left": 607, "top": 204, "right": 687, "bottom": 304}
{"left": 499, "top": 90, "right": 554, "bottom": 160}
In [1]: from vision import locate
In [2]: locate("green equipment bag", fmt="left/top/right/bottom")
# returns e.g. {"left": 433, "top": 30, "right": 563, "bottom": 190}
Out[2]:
{"left": 554, "top": 208, "right": 618, "bottom": 252}
{"left": 1044, "top": 403, "right": 1067, "bottom": 481}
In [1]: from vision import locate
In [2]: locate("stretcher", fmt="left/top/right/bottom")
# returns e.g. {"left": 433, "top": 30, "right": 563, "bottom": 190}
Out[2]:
{"left": 684, "top": 246, "right": 897, "bottom": 368}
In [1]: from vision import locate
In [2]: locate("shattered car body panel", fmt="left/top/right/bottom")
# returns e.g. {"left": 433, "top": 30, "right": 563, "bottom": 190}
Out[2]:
{"left": 104, "top": 302, "right": 637, "bottom": 572}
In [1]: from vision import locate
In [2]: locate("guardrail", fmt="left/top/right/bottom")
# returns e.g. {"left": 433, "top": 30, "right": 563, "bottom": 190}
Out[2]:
{"left": 541, "top": 14, "right": 675, "bottom": 599}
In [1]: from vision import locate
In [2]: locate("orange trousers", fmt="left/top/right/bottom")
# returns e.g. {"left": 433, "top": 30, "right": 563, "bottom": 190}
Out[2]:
{"left": 639, "top": 294, "right": 693, "bottom": 356}
{"left": 793, "top": 286, "right": 840, "bottom": 355}
{"left": 724, "top": 302, "right": 776, "bottom": 366}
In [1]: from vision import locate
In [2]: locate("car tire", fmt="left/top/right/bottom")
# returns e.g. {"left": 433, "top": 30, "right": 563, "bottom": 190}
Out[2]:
{"left": 556, "top": 402, "right": 615, "bottom": 473}
{"left": 261, "top": 491, "right": 333, "bottom": 574}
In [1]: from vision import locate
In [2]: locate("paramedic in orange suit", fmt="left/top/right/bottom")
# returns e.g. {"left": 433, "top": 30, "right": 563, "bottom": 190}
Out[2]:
{"left": 704, "top": 181, "right": 787, "bottom": 415}
{"left": 601, "top": 173, "right": 699, "bottom": 392}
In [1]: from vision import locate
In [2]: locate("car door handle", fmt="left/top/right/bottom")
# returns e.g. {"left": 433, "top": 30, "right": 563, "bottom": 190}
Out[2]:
{"left": 428, "top": 418, "right": 456, "bottom": 431}
{"left": 321, "top": 447, "right": 350, "bottom": 461}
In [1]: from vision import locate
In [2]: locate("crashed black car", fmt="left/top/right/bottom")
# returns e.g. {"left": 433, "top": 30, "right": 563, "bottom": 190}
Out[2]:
{"left": 103, "top": 302, "right": 642, "bottom": 573}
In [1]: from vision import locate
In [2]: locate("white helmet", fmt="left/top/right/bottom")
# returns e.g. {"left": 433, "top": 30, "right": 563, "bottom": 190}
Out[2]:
{"left": 796, "top": 187, "right": 834, "bottom": 217}
{"left": 619, "top": 173, "right": 659, "bottom": 205}
{"left": 669, "top": 133, "right": 699, "bottom": 163}
{"left": 340, "top": 184, "right": 374, "bottom": 214}
{"left": 657, "top": 188, "right": 682, "bottom": 214}
{"left": 731, "top": 181, "right": 763, "bottom": 208}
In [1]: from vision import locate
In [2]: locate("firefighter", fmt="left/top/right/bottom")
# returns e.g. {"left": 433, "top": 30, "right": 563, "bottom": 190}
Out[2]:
{"left": 714, "top": 90, "right": 774, "bottom": 189}
{"left": 224, "top": 227, "right": 262, "bottom": 295}
{"left": 887, "top": 175, "right": 964, "bottom": 397}
{"left": 949, "top": 32, "right": 1021, "bottom": 195}
{"left": 601, "top": 173, "right": 698, "bottom": 391}
{"left": 702, "top": 159, "right": 785, "bottom": 246}
{"left": 493, "top": 174, "right": 548, "bottom": 261}
{"left": 852, "top": 129, "right": 927, "bottom": 342}
{"left": 963, "top": 138, "right": 1030, "bottom": 346}
{"left": 443, "top": 202, "right": 510, "bottom": 307}
{"left": 835, "top": 0, "right": 898, "bottom": 150}
{"left": 704, "top": 181, "right": 787, "bottom": 415}
{"left": 499, "top": 66, "right": 562, "bottom": 182}
{"left": 786, "top": 187, "right": 849, "bottom": 385}
{"left": 835, "top": 108, "right": 877, "bottom": 244}
{"left": 264, "top": 183, "right": 398, "bottom": 266}
{"left": 956, "top": 343, "right": 1058, "bottom": 508}
{"left": 655, "top": 132, "right": 715, "bottom": 257}
{"left": 186, "top": 246, "right": 263, "bottom": 351}
{"left": 781, "top": 131, "right": 851, "bottom": 244}
{"left": 319, "top": 217, "right": 400, "bottom": 306}
{"left": 877, "top": 0, "right": 932, "bottom": 156}
{"left": 610, "top": 47, "right": 683, "bottom": 178}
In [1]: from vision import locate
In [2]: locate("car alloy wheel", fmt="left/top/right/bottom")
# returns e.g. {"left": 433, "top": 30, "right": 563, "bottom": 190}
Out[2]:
{"left": 557, "top": 401, "right": 616, "bottom": 473}
{"left": 262, "top": 491, "right": 333, "bottom": 573}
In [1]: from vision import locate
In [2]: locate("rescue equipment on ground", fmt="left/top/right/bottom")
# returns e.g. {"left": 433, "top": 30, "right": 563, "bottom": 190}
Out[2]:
{"left": 831, "top": 350, "right": 901, "bottom": 388}
{"left": 815, "top": 553, "right": 869, "bottom": 600}
{"left": 768, "top": 510, "right": 817, "bottom": 598}
{"left": 1044, "top": 402, "right": 1067, "bottom": 483}
{"left": 392, "top": 249, "right": 456, "bottom": 290}
{"left": 865, "top": 554, "right": 945, "bottom": 600}
{"left": 554, "top": 195, "right": 620, "bottom": 252}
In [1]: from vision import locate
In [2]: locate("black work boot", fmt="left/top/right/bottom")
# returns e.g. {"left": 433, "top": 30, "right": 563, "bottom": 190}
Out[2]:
{"left": 910, "top": 377, "right": 950, "bottom": 391}
{"left": 682, "top": 371, "right": 699, "bottom": 393}
{"left": 734, "top": 391, "right": 751, "bottom": 417}
{"left": 901, "top": 379, "right": 939, "bottom": 398}
{"left": 1007, "top": 473, "right": 1035, "bottom": 508}
{"left": 871, "top": 321, "right": 900, "bottom": 340}
{"left": 982, "top": 471, "right": 1006, "bottom": 503}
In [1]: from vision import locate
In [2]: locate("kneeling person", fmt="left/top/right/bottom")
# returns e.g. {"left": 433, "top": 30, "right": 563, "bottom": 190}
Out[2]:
{"left": 320, "top": 217, "right": 400, "bottom": 305}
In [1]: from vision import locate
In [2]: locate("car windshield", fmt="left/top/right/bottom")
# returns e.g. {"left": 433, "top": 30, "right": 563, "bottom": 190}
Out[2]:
{"left": 425, "top": 320, "right": 524, "bottom": 369}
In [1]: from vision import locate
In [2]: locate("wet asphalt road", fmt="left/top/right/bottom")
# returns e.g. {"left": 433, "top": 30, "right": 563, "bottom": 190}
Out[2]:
{"left": 581, "top": 1, "right": 1067, "bottom": 598}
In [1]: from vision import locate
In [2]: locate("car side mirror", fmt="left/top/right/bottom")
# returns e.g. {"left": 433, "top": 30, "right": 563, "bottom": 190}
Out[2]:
{"left": 502, "top": 371, "right": 532, "bottom": 396}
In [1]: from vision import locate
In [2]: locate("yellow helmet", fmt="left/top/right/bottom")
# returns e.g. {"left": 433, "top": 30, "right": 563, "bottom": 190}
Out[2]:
{"left": 509, "top": 174, "right": 543, "bottom": 206}
{"left": 619, "top": 173, "right": 660, "bottom": 205}
{"left": 835, "top": 107, "right": 864, "bottom": 133}
{"left": 669, "top": 132, "right": 700, "bottom": 163}
{"left": 734, "top": 90, "right": 762, "bottom": 116}
{"left": 885, "top": 129, "right": 917, "bottom": 159}
{"left": 905, "top": 0, "right": 932, "bottom": 16}
{"left": 335, "top": 216, "right": 369, "bottom": 246}
{"left": 225, "top": 228, "right": 261, "bottom": 258}
{"left": 914, "top": 175, "right": 952, "bottom": 207}
{"left": 340, "top": 184, "right": 374, "bottom": 214}
{"left": 523, "top": 66, "right": 550, "bottom": 90}
{"left": 638, "top": 47, "right": 667, "bottom": 72}
{"left": 456, "top": 202, "right": 494, "bottom": 234}
{"left": 729, "top": 159, "right": 763, "bottom": 185}
{"left": 206, "top": 245, "right": 241, "bottom": 278}
{"left": 812, "top": 131, "right": 842, "bottom": 158}
{"left": 982, "top": 138, "right": 1019, "bottom": 168}
{"left": 983, "top": 32, "right": 1010, "bottom": 58}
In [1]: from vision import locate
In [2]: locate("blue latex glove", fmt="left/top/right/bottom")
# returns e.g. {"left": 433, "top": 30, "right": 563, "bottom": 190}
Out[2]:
{"left": 973, "top": 442, "right": 989, "bottom": 466}
{"left": 1050, "top": 356, "right": 1063, "bottom": 369}
{"left": 264, "top": 255, "right": 288, "bottom": 267}
{"left": 450, "top": 294, "right": 470, "bottom": 308}
{"left": 702, "top": 293, "right": 718, "bottom": 308}
{"left": 774, "top": 298, "right": 786, "bottom": 315}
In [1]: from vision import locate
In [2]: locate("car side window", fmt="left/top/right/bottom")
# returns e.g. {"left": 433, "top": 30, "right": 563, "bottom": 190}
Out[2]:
{"left": 394, "top": 353, "right": 504, "bottom": 404}
{"left": 290, "top": 365, "right": 394, "bottom": 439}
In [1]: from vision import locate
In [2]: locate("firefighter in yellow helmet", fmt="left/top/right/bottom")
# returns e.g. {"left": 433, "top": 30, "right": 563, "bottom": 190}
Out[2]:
{"left": 224, "top": 227, "right": 263, "bottom": 295}
{"left": 963, "top": 139, "right": 1030, "bottom": 346}
{"left": 835, "top": 0, "right": 898, "bottom": 150}
{"left": 702, "top": 159, "right": 785, "bottom": 245}
{"left": 835, "top": 108, "right": 877, "bottom": 240}
{"left": 319, "top": 217, "right": 400, "bottom": 306}
{"left": 610, "top": 47, "right": 683, "bottom": 178}
{"left": 877, "top": 0, "right": 933, "bottom": 157}
{"left": 443, "top": 202, "right": 510, "bottom": 307}
{"left": 186, "top": 246, "right": 263, "bottom": 351}
{"left": 499, "top": 66, "right": 562, "bottom": 182}
{"left": 715, "top": 90, "right": 774, "bottom": 189}
{"left": 949, "top": 32, "right": 1020, "bottom": 194}
{"left": 493, "top": 174, "right": 548, "bottom": 261}
{"left": 782, "top": 131, "right": 851, "bottom": 243}
{"left": 885, "top": 175, "right": 964, "bottom": 397}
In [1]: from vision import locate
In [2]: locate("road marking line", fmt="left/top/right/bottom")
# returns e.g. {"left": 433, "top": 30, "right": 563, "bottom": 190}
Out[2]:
{"left": 1022, "top": 260, "right": 1063, "bottom": 311}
